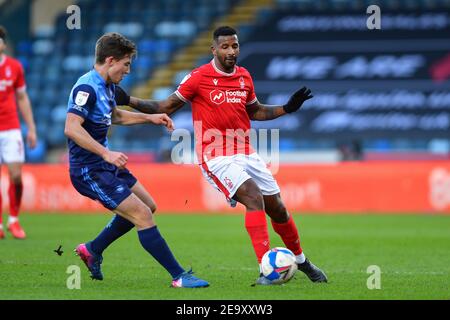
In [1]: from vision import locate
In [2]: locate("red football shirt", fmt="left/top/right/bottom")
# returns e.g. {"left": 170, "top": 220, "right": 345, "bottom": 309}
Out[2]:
{"left": 0, "top": 55, "right": 26, "bottom": 131}
{"left": 175, "top": 59, "right": 258, "bottom": 162}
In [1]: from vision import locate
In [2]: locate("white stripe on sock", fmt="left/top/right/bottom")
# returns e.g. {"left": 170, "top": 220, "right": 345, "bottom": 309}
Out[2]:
{"left": 8, "top": 216, "right": 18, "bottom": 225}
{"left": 296, "top": 253, "right": 306, "bottom": 264}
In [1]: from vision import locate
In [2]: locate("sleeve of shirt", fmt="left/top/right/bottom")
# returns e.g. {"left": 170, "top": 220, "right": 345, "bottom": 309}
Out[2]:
{"left": 175, "top": 70, "right": 200, "bottom": 102}
{"left": 14, "top": 62, "right": 27, "bottom": 92}
{"left": 114, "top": 85, "right": 130, "bottom": 106}
{"left": 246, "top": 73, "right": 258, "bottom": 106}
{"left": 67, "top": 84, "right": 97, "bottom": 119}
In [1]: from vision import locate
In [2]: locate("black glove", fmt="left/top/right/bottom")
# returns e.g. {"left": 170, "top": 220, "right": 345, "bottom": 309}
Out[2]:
{"left": 115, "top": 86, "right": 130, "bottom": 106}
{"left": 282, "top": 86, "right": 313, "bottom": 113}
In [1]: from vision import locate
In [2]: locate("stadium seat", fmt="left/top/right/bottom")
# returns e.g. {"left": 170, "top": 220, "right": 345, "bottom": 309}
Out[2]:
{"left": 17, "top": 40, "right": 33, "bottom": 56}
{"left": 32, "top": 40, "right": 54, "bottom": 55}
{"left": 173, "top": 70, "right": 191, "bottom": 86}
{"left": 152, "top": 87, "right": 175, "bottom": 100}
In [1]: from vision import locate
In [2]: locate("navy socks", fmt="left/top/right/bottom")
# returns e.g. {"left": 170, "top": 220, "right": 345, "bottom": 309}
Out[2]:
{"left": 137, "top": 226, "right": 184, "bottom": 279}
{"left": 89, "top": 214, "right": 134, "bottom": 255}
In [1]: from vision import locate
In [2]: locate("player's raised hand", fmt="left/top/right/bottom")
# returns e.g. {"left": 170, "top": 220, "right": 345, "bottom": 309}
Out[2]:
{"left": 102, "top": 150, "right": 128, "bottom": 168}
{"left": 282, "top": 86, "right": 313, "bottom": 113}
{"left": 147, "top": 113, "right": 175, "bottom": 132}
{"left": 27, "top": 129, "right": 37, "bottom": 149}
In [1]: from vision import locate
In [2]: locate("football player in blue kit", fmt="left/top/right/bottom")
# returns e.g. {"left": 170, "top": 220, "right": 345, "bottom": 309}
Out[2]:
{"left": 64, "top": 32, "right": 208, "bottom": 288}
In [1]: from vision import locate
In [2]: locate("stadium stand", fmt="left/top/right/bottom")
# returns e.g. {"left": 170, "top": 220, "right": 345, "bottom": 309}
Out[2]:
{"left": 4, "top": 0, "right": 450, "bottom": 162}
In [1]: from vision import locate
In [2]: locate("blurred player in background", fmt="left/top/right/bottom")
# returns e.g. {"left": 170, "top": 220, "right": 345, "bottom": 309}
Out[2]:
{"left": 0, "top": 26, "right": 37, "bottom": 240}
{"left": 65, "top": 33, "right": 208, "bottom": 288}
{"left": 116, "top": 26, "right": 328, "bottom": 285}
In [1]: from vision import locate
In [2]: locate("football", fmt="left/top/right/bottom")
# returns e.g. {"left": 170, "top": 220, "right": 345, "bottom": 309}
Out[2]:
{"left": 261, "top": 247, "right": 298, "bottom": 284}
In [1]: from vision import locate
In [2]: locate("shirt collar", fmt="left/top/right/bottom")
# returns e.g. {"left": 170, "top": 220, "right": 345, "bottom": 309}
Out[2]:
{"left": 91, "top": 68, "right": 108, "bottom": 86}
{"left": 211, "top": 59, "right": 236, "bottom": 76}
{"left": 0, "top": 54, "right": 6, "bottom": 66}
{"left": 90, "top": 68, "right": 116, "bottom": 103}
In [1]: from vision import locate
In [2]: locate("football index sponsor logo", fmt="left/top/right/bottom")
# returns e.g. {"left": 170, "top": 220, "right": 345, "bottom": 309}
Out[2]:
{"left": 209, "top": 90, "right": 248, "bottom": 105}
{"left": 0, "top": 79, "right": 13, "bottom": 91}
{"left": 210, "top": 89, "right": 225, "bottom": 105}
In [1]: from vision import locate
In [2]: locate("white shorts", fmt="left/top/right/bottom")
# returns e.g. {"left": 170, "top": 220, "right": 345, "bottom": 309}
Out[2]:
{"left": 200, "top": 153, "right": 280, "bottom": 204}
{"left": 0, "top": 129, "right": 25, "bottom": 164}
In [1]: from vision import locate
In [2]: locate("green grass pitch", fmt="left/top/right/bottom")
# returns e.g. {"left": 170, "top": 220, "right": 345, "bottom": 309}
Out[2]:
{"left": 0, "top": 213, "right": 449, "bottom": 300}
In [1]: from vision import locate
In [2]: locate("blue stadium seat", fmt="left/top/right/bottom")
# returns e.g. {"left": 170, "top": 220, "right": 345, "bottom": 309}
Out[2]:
{"left": 25, "top": 139, "right": 47, "bottom": 163}
{"left": 17, "top": 40, "right": 33, "bottom": 56}
{"left": 173, "top": 70, "right": 191, "bottom": 86}
{"left": 139, "top": 39, "right": 158, "bottom": 54}
{"left": 152, "top": 87, "right": 175, "bottom": 100}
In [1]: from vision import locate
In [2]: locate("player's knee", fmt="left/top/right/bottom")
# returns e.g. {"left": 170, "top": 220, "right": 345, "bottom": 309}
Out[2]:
{"left": 149, "top": 202, "right": 157, "bottom": 214}
{"left": 133, "top": 206, "right": 154, "bottom": 228}
{"left": 9, "top": 174, "right": 22, "bottom": 185}
{"left": 269, "top": 203, "right": 289, "bottom": 223}
{"left": 245, "top": 191, "right": 265, "bottom": 211}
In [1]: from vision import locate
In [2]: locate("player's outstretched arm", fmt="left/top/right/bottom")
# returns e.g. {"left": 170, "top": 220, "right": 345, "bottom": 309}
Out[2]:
{"left": 64, "top": 113, "right": 128, "bottom": 168}
{"left": 246, "top": 86, "right": 313, "bottom": 121}
{"left": 246, "top": 101, "right": 286, "bottom": 121}
{"left": 115, "top": 86, "right": 185, "bottom": 116}
{"left": 16, "top": 90, "right": 37, "bottom": 148}
{"left": 111, "top": 108, "right": 174, "bottom": 131}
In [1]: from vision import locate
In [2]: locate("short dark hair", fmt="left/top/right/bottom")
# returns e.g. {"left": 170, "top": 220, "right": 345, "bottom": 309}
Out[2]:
{"left": 95, "top": 32, "right": 137, "bottom": 64}
{"left": 0, "top": 25, "right": 7, "bottom": 42}
{"left": 213, "top": 26, "right": 237, "bottom": 42}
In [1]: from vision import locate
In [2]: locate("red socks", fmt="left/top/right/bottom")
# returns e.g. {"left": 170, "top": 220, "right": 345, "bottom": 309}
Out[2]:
{"left": 8, "top": 181, "right": 23, "bottom": 217}
{"left": 245, "top": 210, "right": 270, "bottom": 263}
{"left": 271, "top": 214, "right": 303, "bottom": 255}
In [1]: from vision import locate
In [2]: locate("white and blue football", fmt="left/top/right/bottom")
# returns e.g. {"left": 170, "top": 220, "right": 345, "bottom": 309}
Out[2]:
{"left": 261, "top": 247, "right": 298, "bottom": 284}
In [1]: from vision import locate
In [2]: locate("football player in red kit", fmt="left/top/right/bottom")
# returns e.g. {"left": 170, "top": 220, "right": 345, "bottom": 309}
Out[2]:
{"left": 0, "top": 26, "right": 37, "bottom": 239}
{"left": 114, "top": 26, "right": 327, "bottom": 284}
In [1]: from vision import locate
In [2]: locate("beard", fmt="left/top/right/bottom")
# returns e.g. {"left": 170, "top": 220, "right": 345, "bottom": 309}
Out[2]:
{"left": 221, "top": 57, "right": 236, "bottom": 70}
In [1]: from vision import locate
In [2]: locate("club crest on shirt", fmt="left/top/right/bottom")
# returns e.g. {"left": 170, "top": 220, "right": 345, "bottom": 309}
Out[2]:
{"left": 239, "top": 76, "right": 245, "bottom": 89}
{"left": 75, "top": 91, "right": 89, "bottom": 106}
{"left": 5, "top": 66, "right": 11, "bottom": 78}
